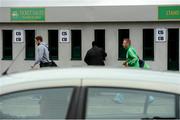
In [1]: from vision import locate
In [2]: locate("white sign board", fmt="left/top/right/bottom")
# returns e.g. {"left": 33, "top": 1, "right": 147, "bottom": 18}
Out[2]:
{"left": 13, "top": 30, "right": 24, "bottom": 43}
{"left": 59, "top": 30, "right": 70, "bottom": 43}
{"left": 155, "top": 28, "right": 167, "bottom": 42}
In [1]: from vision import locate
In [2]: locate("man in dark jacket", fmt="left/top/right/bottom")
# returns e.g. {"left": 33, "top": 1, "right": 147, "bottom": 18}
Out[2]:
{"left": 84, "top": 41, "right": 107, "bottom": 65}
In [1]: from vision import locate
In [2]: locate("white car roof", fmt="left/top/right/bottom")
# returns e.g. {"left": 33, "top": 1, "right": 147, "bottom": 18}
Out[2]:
{"left": 0, "top": 68, "right": 180, "bottom": 95}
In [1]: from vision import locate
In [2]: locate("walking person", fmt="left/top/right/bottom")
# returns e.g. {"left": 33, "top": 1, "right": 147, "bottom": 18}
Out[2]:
{"left": 114, "top": 38, "right": 150, "bottom": 104}
{"left": 31, "top": 36, "right": 50, "bottom": 68}
{"left": 122, "top": 38, "right": 149, "bottom": 69}
{"left": 84, "top": 41, "right": 107, "bottom": 66}
{"left": 113, "top": 38, "right": 139, "bottom": 104}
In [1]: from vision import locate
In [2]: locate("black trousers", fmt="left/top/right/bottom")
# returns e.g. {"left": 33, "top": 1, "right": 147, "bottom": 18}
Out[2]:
{"left": 40, "top": 62, "right": 50, "bottom": 68}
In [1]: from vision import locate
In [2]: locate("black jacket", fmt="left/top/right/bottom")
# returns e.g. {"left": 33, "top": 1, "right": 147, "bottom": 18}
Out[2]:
{"left": 84, "top": 46, "right": 107, "bottom": 65}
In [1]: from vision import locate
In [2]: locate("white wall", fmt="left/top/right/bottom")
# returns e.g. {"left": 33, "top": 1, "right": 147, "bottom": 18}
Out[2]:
{"left": 0, "top": 22, "right": 179, "bottom": 74}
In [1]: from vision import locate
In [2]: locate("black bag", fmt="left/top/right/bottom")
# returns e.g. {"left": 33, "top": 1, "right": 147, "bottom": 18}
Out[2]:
{"left": 131, "top": 48, "right": 144, "bottom": 68}
{"left": 42, "top": 44, "right": 58, "bottom": 67}
{"left": 48, "top": 60, "right": 58, "bottom": 67}
{"left": 139, "top": 59, "right": 145, "bottom": 68}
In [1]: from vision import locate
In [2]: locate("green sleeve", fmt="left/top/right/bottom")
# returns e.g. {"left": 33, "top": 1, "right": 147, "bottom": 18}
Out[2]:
{"left": 127, "top": 48, "right": 139, "bottom": 66}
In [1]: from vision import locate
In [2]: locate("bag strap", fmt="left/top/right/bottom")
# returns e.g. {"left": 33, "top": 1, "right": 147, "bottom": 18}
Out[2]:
{"left": 131, "top": 48, "right": 144, "bottom": 61}
{"left": 130, "top": 47, "right": 140, "bottom": 59}
{"left": 41, "top": 44, "right": 51, "bottom": 62}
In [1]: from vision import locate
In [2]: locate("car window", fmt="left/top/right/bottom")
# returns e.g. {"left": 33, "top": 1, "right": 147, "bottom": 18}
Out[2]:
{"left": 179, "top": 96, "right": 180, "bottom": 116}
{"left": 86, "top": 88, "right": 175, "bottom": 119}
{"left": 0, "top": 88, "right": 73, "bottom": 119}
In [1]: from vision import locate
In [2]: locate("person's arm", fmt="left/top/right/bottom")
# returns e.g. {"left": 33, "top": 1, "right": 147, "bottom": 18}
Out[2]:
{"left": 103, "top": 51, "right": 107, "bottom": 58}
{"left": 123, "top": 61, "right": 128, "bottom": 67}
{"left": 127, "top": 48, "right": 139, "bottom": 66}
{"left": 84, "top": 51, "right": 90, "bottom": 64}
{"left": 32, "top": 46, "right": 44, "bottom": 68}
{"left": 100, "top": 48, "right": 107, "bottom": 60}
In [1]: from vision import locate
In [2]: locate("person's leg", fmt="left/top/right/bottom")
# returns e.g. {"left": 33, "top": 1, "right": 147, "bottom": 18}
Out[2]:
{"left": 144, "top": 63, "right": 150, "bottom": 69}
{"left": 40, "top": 62, "right": 43, "bottom": 68}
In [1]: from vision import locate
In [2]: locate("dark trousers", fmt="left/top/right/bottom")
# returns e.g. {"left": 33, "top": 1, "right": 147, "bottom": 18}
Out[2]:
{"left": 40, "top": 62, "right": 49, "bottom": 68}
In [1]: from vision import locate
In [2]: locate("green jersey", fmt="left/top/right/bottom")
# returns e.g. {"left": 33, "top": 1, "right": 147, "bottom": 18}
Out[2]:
{"left": 126, "top": 46, "right": 139, "bottom": 68}
{"left": 126, "top": 45, "right": 150, "bottom": 69}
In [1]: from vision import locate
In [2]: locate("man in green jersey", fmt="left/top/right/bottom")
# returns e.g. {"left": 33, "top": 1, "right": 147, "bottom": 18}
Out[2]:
{"left": 122, "top": 38, "right": 149, "bottom": 69}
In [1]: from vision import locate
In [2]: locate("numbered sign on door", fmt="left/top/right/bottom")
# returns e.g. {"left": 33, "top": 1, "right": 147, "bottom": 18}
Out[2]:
{"left": 59, "top": 30, "right": 70, "bottom": 43}
{"left": 155, "top": 28, "right": 167, "bottom": 42}
{"left": 13, "top": 30, "right": 24, "bottom": 43}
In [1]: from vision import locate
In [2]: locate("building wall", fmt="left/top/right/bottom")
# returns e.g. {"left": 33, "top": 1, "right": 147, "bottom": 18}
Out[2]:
{"left": 0, "top": 22, "right": 180, "bottom": 73}
{"left": 0, "top": 6, "right": 158, "bottom": 22}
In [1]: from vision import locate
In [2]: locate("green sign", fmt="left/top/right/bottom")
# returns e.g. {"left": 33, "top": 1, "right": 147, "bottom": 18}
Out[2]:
{"left": 158, "top": 6, "right": 180, "bottom": 20}
{"left": 11, "top": 8, "right": 45, "bottom": 21}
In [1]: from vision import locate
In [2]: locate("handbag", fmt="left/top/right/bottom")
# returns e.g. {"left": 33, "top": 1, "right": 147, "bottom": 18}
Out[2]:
{"left": 48, "top": 60, "right": 58, "bottom": 67}
{"left": 42, "top": 44, "right": 58, "bottom": 67}
{"left": 139, "top": 59, "right": 145, "bottom": 68}
{"left": 131, "top": 48, "right": 145, "bottom": 68}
